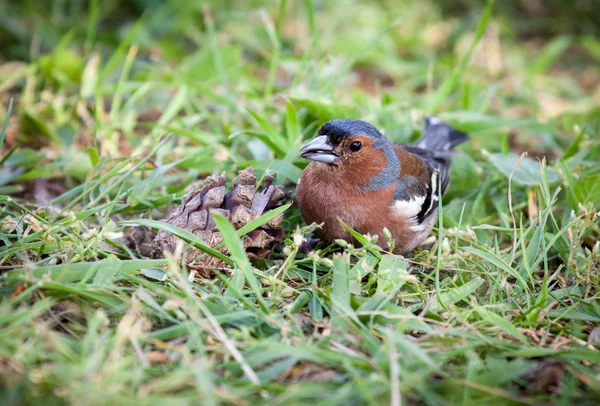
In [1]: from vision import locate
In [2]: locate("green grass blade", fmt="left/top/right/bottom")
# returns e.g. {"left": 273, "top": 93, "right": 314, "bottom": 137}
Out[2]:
{"left": 0, "top": 98, "right": 13, "bottom": 153}
{"left": 2, "top": 259, "right": 167, "bottom": 285}
{"left": 428, "top": 277, "right": 484, "bottom": 314}
{"left": 124, "top": 218, "right": 233, "bottom": 266}
{"left": 247, "top": 108, "right": 290, "bottom": 154}
{"left": 463, "top": 247, "right": 530, "bottom": 295}
{"left": 331, "top": 253, "right": 351, "bottom": 331}
{"left": 285, "top": 101, "right": 301, "bottom": 143}
{"left": 212, "top": 212, "right": 268, "bottom": 312}
{"left": 427, "top": 1, "right": 493, "bottom": 113}
{"left": 338, "top": 219, "right": 382, "bottom": 259}
{"left": 475, "top": 307, "right": 528, "bottom": 344}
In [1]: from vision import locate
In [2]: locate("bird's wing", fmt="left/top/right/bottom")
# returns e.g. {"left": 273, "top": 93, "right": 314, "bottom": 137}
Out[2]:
{"left": 390, "top": 118, "right": 467, "bottom": 229}
{"left": 401, "top": 144, "right": 452, "bottom": 194}
{"left": 390, "top": 144, "right": 451, "bottom": 229}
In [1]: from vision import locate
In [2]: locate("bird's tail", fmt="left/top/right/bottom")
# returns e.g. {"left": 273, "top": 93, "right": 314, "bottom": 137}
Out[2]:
{"left": 414, "top": 117, "right": 469, "bottom": 152}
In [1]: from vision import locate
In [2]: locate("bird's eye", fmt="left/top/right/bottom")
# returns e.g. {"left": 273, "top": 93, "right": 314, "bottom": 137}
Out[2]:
{"left": 349, "top": 141, "right": 362, "bottom": 152}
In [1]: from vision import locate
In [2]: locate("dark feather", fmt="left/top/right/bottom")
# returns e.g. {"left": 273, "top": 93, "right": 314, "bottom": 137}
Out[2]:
{"left": 416, "top": 117, "right": 470, "bottom": 151}
{"left": 393, "top": 118, "right": 469, "bottom": 225}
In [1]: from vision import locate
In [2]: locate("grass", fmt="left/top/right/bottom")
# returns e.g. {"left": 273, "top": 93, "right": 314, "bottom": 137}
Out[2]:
{"left": 1, "top": 0, "right": 600, "bottom": 404}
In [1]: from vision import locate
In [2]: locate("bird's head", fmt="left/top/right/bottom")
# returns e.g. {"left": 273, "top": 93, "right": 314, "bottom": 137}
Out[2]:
{"left": 300, "top": 119, "right": 387, "bottom": 165}
{"left": 300, "top": 119, "right": 400, "bottom": 189}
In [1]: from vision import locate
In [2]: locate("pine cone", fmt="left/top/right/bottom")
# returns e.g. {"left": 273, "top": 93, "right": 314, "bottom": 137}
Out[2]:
{"left": 152, "top": 167, "right": 288, "bottom": 271}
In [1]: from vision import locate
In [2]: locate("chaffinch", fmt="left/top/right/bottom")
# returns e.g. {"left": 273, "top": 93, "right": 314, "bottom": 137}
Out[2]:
{"left": 296, "top": 118, "right": 469, "bottom": 254}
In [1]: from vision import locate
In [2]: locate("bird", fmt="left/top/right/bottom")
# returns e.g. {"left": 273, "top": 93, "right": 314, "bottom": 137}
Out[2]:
{"left": 296, "top": 117, "right": 469, "bottom": 254}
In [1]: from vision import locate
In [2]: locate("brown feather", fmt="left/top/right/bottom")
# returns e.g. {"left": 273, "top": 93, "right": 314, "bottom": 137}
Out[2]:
{"left": 393, "top": 144, "right": 431, "bottom": 182}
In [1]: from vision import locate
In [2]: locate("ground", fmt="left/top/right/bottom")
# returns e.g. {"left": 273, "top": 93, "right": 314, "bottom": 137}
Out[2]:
{"left": 1, "top": 1, "right": 599, "bottom": 405}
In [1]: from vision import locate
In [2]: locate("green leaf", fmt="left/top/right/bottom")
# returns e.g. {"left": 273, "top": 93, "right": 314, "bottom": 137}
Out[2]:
{"left": 21, "top": 111, "right": 60, "bottom": 145}
{"left": 212, "top": 203, "right": 291, "bottom": 252}
{"left": 289, "top": 96, "right": 359, "bottom": 122}
{"left": 93, "top": 255, "right": 121, "bottom": 285}
{"left": 285, "top": 101, "right": 301, "bottom": 143}
{"left": 338, "top": 219, "right": 382, "bottom": 259}
{"left": 563, "top": 126, "right": 586, "bottom": 160}
{"left": 236, "top": 203, "right": 291, "bottom": 237}
{"left": 395, "top": 334, "right": 442, "bottom": 372}
{"left": 462, "top": 247, "right": 529, "bottom": 291}
{"left": 251, "top": 160, "right": 302, "bottom": 184}
{"left": 376, "top": 254, "right": 409, "bottom": 295}
{"left": 39, "top": 281, "right": 124, "bottom": 309}
{"left": 263, "top": 160, "right": 302, "bottom": 184}
{"left": 247, "top": 108, "right": 289, "bottom": 156}
{"left": 157, "top": 86, "right": 188, "bottom": 127}
{"left": 140, "top": 268, "right": 168, "bottom": 281}
{"left": 87, "top": 147, "right": 100, "bottom": 166}
{"left": 212, "top": 212, "right": 267, "bottom": 312}
{"left": 447, "top": 153, "right": 479, "bottom": 198}
{"left": 427, "top": 0, "right": 493, "bottom": 113}
{"left": 489, "top": 153, "right": 560, "bottom": 186}
{"left": 309, "top": 288, "right": 323, "bottom": 321}
{"left": 233, "top": 130, "right": 286, "bottom": 157}
{"left": 0, "top": 98, "right": 13, "bottom": 153}
{"left": 257, "top": 357, "right": 298, "bottom": 383}
{"left": 80, "top": 54, "right": 99, "bottom": 98}
{"left": 349, "top": 253, "right": 379, "bottom": 294}
{"left": 64, "top": 149, "right": 93, "bottom": 181}
{"left": 288, "top": 291, "right": 311, "bottom": 314}
{"left": 546, "top": 309, "right": 600, "bottom": 322}
{"left": 331, "top": 253, "right": 351, "bottom": 331}
{"left": 40, "top": 48, "right": 84, "bottom": 84}
{"left": 428, "top": 277, "right": 484, "bottom": 314}
{"left": 529, "top": 35, "right": 572, "bottom": 77}
{"left": 3, "top": 259, "right": 167, "bottom": 285}
{"left": 123, "top": 218, "right": 233, "bottom": 266}
{"left": 0, "top": 166, "right": 22, "bottom": 187}
{"left": 475, "top": 307, "right": 528, "bottom": 344}
{"left": 99, "top": 17, "right": 144, "bottom": 81}
{"left": 581, "top": 35, "right": 600, "bottom": 63}
{"left": 573, "top": 175, "right": 600, "bottom": 207}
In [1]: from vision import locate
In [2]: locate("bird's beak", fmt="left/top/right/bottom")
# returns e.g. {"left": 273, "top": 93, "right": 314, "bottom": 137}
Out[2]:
{"left": 300, "top": 135, "right": 337, "bottom": 164}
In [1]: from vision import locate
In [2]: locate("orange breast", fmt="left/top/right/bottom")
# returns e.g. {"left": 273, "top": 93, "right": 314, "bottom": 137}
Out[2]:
{"left": 296, "top": 162, "right": 418, "bottom": 252}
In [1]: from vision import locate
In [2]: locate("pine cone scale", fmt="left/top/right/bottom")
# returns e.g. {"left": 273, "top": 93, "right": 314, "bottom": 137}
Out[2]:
{"left": 151, "top": 167, "right": 288, "bottom": 275}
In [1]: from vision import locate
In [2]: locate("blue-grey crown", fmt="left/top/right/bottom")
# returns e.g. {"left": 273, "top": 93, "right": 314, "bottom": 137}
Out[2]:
{"left": 319, "top": 119, "right": 385, "bottom": 144}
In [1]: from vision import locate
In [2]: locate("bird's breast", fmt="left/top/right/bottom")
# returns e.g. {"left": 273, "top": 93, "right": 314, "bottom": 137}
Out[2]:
{"left": 297, "top": 165, "right": 394, "bottom": 240}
